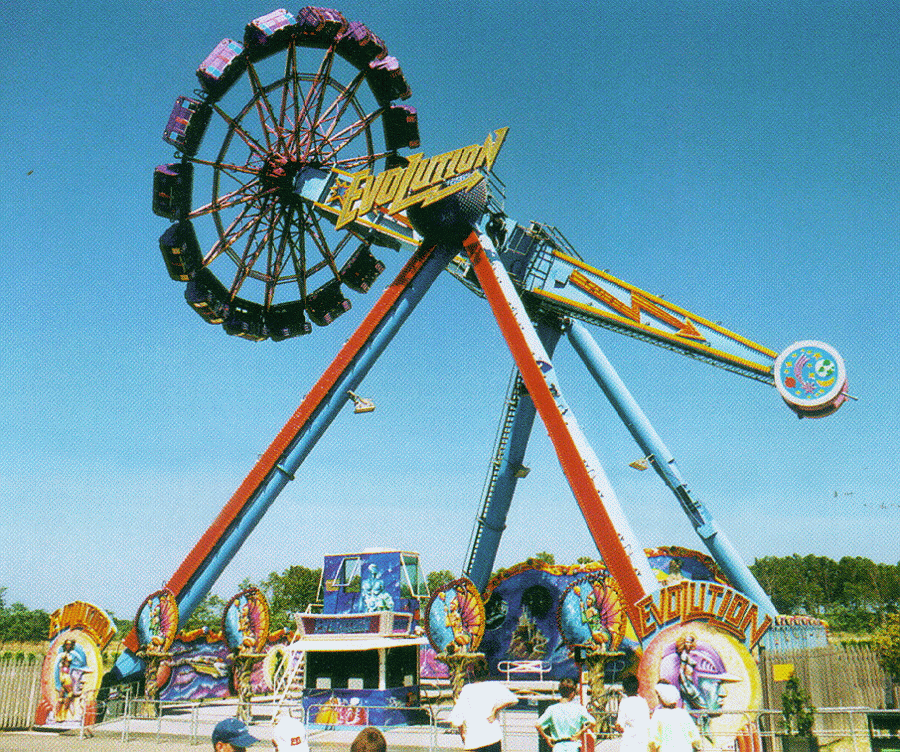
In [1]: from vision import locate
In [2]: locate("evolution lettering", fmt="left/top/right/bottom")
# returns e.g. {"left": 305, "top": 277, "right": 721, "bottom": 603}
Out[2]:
{"left": 334, "top": 127, "right": 509, "bottom": 230}
{"left": 634, "top": 581, "right": 773, "bottom": 648}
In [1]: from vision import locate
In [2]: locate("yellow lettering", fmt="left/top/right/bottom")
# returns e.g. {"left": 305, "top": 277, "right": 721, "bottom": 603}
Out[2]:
{"left": 457, "top": 144, "right": 481, "bottom": 173}
{"left": 389, "top": 153, "right": 423, "bottom": 215}
{"left": 740, "top": 605, "right": 773, "bottom": 649}
{"left": 443, "top": 147, "right": 464, "bottom": 180}
{"left": 333, "top": 127, "right": 508, "bottom": 231}
{"left": 335, "top": 170, "right": 371, "bottom": 229}
{"left": 429, "top": 151, "right": 455, "bottom": 184}
{"left": 357, "top": 171, "right": 389, "bottom": 217}
{"left": 375, "top": 166, "right": 404, "bottom": 206}
{"left": 475, "top": 127, "right": 509, "bottom": 171}
{"left": 409, "top": 154, "right": 437, "bottom": 191}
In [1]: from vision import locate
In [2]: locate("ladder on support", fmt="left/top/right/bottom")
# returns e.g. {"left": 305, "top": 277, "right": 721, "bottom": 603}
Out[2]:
{"left": 464, "top": 368, "right": 524, "bottom": 578}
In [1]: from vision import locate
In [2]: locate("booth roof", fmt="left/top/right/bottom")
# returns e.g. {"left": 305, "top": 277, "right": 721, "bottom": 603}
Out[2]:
{"left": 285, "top": 635, "right": 429, "bottom": 652}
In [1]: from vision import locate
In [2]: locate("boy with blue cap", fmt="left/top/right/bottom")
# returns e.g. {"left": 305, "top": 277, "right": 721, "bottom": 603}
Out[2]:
{"left": 212, "top": 717, "right": 260, "bottom": 751}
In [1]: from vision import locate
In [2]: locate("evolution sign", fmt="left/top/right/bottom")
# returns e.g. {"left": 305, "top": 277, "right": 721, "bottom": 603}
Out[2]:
{"left": 634, "top": 581, "right": 773, "bottom": 649}
{"left": 334, "top": 127, "right": 508, "bottom": 230}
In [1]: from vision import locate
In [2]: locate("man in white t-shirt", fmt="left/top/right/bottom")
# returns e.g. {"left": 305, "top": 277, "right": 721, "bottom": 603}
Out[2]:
{"left": 616, "top": 675, "right": 650, "bottom": 752}
{"left": 648, "top": 682, "right": 701, "bottom": 752}
{"left": 272, "top": 715, "right": 309, "bottom": 752}
{"left": 449, "top": 665, "right": 518, "bottom": 752}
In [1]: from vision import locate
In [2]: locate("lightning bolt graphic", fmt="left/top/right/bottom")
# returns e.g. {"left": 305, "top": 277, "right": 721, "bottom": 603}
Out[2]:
{"left": 569, "top": 270, "right": 705, "bottom": 341}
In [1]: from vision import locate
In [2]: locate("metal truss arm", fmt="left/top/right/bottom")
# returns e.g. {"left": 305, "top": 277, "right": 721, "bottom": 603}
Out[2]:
{"left": 114, "top": 241, "right": 455, "bottom": 676}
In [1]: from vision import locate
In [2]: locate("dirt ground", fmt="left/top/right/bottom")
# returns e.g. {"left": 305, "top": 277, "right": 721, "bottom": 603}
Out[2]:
{"left": 0, "top": 730, "right": 206, "bottom": 751}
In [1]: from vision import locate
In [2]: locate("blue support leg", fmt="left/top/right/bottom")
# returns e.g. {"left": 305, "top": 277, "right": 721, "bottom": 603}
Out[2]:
{"left": 566, "top": 319, "right": 778, "bottom": 617}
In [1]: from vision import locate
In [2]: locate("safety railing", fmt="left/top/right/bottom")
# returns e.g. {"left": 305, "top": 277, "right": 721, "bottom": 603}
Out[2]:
{"left": 60, "top": 695, "right": 900, "bottom": 751}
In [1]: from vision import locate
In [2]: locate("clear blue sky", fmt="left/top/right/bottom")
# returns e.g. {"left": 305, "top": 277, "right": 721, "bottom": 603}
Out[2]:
{"left": 0, "top": 0, "right": 896, "bottom": 621}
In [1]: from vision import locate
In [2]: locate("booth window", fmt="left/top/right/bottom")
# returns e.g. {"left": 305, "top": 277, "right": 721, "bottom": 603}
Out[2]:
{"left": 401, "top": 554, "right": 428, "bottom": 598}
{"left": 335, "top": 557, "right": 362, "bottom": 592}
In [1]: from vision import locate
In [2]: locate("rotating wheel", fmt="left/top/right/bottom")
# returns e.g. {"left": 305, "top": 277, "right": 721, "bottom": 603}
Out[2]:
{"left": 152, "top": 7, "right": 420, "bottom": 341}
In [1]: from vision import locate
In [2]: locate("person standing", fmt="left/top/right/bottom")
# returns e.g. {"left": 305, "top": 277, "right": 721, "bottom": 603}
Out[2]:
{"left": 211, "top": 717, "right": 260, "bottom": 751}
{"left": 615, "top": 675, "right": 650, "bottom": 752}
{"left": 351, "top": 727, "right": 388, "bottom": 752}
{"left": 449, "top": 664, "right": 519, "bottom": 752}
{"left": 272, "top": 714, "right": 310, "bottom": 752}
{"left": 648, "top": 682, "right": 701, "bottom": 752}
{"left": 535, "top": 678, "right": 595, "bottom": 752}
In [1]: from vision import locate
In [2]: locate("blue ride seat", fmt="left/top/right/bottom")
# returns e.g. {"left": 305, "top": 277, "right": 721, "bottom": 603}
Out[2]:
{"left": 244, "top": 9, "right": 298, "bottom": 62}
{"left": 196, "top": 39, "right": 246, "bottom": 102}
{"left": 162, "top": 97, "right": 211, "bottom": 156}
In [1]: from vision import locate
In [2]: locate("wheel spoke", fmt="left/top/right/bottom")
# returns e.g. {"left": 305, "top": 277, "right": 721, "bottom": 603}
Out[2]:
{"left": 245, "top": 63, "right": 280, "bottom": 153}
{"left": 206, "top": 200, "right": 266, "bottom": 268}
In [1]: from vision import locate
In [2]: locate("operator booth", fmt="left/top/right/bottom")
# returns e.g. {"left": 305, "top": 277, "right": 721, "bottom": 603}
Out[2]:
{"left": 276, "top": 550, "right": 430, "bottom": 726}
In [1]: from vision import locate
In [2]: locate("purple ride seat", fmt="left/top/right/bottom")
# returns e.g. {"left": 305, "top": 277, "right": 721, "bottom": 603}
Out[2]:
{"left": 162, "top": 97, "right": 211, "bottom": 156}
{"left": 196, "top": 39, "right": 246, "bottom": 102}
{"left": 335, "top": 21, "right": 387, "bottom": 70}
{"left": 294, "top": 7, "right": 348, "bottom": 49}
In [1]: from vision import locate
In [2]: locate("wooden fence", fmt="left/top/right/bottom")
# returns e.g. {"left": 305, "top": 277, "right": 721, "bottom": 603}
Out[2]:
{"left": 0, "top": 655, "right": 42, "bottom": 730}
{"left": 760, "top": 643, "right": 896, "bottom": 740}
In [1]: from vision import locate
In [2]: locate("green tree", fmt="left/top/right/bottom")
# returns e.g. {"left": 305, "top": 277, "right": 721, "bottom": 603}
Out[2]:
{"left": 875, "top": 613, "right": 900, "bottom": 679}
{"left": 837, "top": 556, "right": 879, "bottom": 609}
{"left": 259, "top": 565, "right": 322, "bottom": 629}
{"left": 427, "top": 570, "right": 455, "bottom": 593}
{"left": 533, "top": 551, "right": 555, "bottom": 565}
{"left": 750, "top": 556, "right": 807, "bottom": 613}
{"left": 0, "top": 589, "right": 51, "bottom": 643}
{"left": 182, "top": 593, "right": 227, "bottom": 632}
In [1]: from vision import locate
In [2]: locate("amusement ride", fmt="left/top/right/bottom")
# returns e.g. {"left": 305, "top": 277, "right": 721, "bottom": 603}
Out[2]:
{"left": 41, "top": 7, "right": 852, "bottom": 728}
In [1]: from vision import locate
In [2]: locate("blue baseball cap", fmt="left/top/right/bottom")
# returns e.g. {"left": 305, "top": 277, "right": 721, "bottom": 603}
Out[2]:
{"left": 212, "top": 717, "right": 260, "bottom": 747}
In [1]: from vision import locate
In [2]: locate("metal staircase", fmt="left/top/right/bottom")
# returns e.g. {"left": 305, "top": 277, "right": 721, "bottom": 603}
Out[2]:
{"left": 463, "top": 368, "right": 524, "bottom": 579}
{"left": 270, "top": 617, "right": 308, "bottom": 721}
